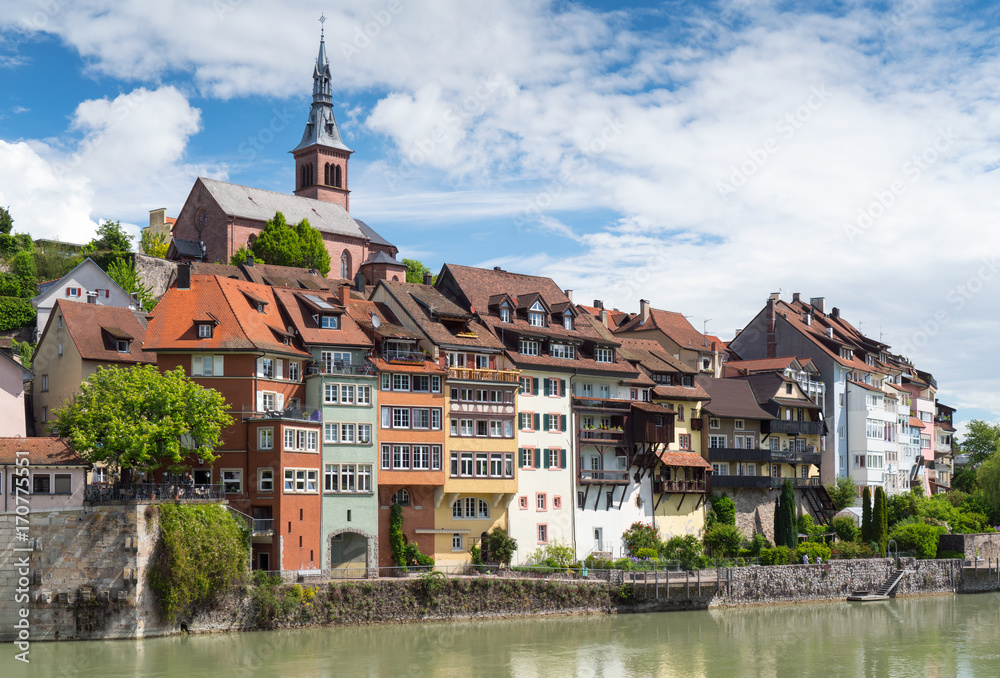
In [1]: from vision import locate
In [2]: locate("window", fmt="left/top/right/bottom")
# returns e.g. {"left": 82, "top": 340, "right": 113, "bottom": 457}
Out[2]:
{"left": 258, "top": 428, "right": 273, "bottom": 450}
{"left": 581, "top": 383, "right": 593, "bottom": 397}
{"left": 258, "top": 358, "right": 274, "bottom": 378}
{"left": 519, "top": 496, "right": 528, "bottom": 510}
{"left": 41, "top": 406, "right": 48, "bottom": 422}
{"left": 770, "top": 437, "right": 780, "bottom": 451}
{"left": 222, "top": 470, "right": 242, "bottom": 493}
{"left": 594, "top": 347, "right": 613, "bottom": 363}
{"left": 712, "top": 462, "right": 729, "bottom": 475}
{"left": 32, "top": 474, "right": 51, "bottom": 493}
{"left": 452, "top": 534, "right": 463, "bottom": 551}
{"left": 709, "top": 418, "right": 721, "bottom": 429}
{"left": 41, "top": 375, "right": 48, "bottom": 392}
{"left": 677, "top": 405, "right": 684, "bottom": 422}
{"left": 537, "top": 524, "right": 548, "bottom": 543}
{"left": 393, "top": 374, "right": 410, "bottom": 391}
{"left": 53, "top": 474, "right": 71, "bottom": 494}
{"left": 320, "top": 315, "right": 339, "bottom": 329}
{"left": 577, "top": 492, "right": 585, "bottom": 509}
{"left": 282, "top": 468, "right": 317, "bottom": 493}
{"left": 358, "top": 424, "right": 372, "bottom": 444}
{"left": 548, "top": 449, "right": 561, "bottom": 468}
{"left": 536, "top": 493, "right": 546, "bottom": 510}
{"left": 193, "top": 355, "right": 224, "bottom": 377}
{"left": 519, "top": 339, "right": 539, "bottom": 356}
{"left": 261, "top": 392, "right": 276, "bottom": 411}
{"left": 288, "top": 362, "right": 300, "bottom": 381}
{"left": 476, "top": 420, "right": 488, "bottom": 437}
{"left": 529, "top": 301, "right": 546, "bottom": 327}
{"left": 550, "top": 343, "right": 575, "bottom": 359}
{"left": 678, "top": 434, "right": 691, "bottom": 450}
{"left": 283, "top": 427, "right": 318, "bottom": 452}
{"left": 391, "top": 489, "right": 410, "bottom": 506}
{"left": 734, "top": 419, "right": 744, "bottom": 430}
{"left": 500, "top": 306, "right": 511, "bottom": 323}
{"left": 412, "top": 375, "right": 431, "bottom": 392}
{"left": 599, "top": 385, "right": 610, "bottom": 399}
{"left": 520, "top": 377, "right": 532, "bottom": 395}
{"left": 553, "top": 496, "right": 562, "bottom": 510}
{"left": 392, "top": 408, "right": 410, "bottom": 429}
{"left": 258, "top": 468, "right": 273, "bottom": 492}
{"left": 452, "top": 497, "right": 490, "bottom": 519}
{"left": 475, "top": 354, "right": 490, "bottom": 369}
{"left": 116, "top": 339, "right": 130, "bottom": 353}
{"left": 67, "top": 287, "right": 80, "bottom": 297}
{"left": 709, "top": 435, "right": 726, "bottom": 448}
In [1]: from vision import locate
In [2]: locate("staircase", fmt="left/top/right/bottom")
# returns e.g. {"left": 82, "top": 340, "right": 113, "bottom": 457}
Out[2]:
{"left": 803, "top": 485, "right": 837, "bottom": 522}
{"left": 876, "top": 569, "right": 907, "bottom": 597}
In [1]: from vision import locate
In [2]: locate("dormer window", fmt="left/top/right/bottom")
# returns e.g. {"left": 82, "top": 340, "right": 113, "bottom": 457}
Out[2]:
{"left": 866, "top": 355, "right": 876, "bottom": 367}
{"left": 197, "top": 324, "right": 213, "bottom": 339}
{"left": 313, "top": 314, "right": 339, "bottom": 329}
{"left": 563, "top": 314, "right": 573, "bottom": 330}
{"left": 500, "top": 306, "right": 511, "bottom": 323}
{"left": 529, "top": 301, "right": 546, "bottom": 327}
{"left": 840, "top": 347, "right": 852, "bottom": 360}
{"left": 116, "top": 340, "right": 130, "bottom": 353}
{"left": 594, "top": 347, "right": 613, "bottom": 363}
{"left": 550, "top": 343, "right": 575, "bottom": 359}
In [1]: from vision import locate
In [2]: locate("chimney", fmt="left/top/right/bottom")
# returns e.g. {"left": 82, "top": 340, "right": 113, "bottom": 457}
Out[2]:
{"left": 246, "top": 255, "right": 255, "bottom": 267}
{"left": 423, "top": 272, "right": 433, "bottom": 286}
{"left": 792, "top": 292, "right": 801, "bottom": 303}
{"left": 354, "top": 271, "right": 366, "bottom": 292}
{"left": 177, "top": 263, "right": 191, "bottom": 290}
{"left": 599, "top": 308, "right": 609, "bottom": 328}
{"left": 803, "top": 312, "right": 811, "bottom": 326}
{"left": 593, "top": 299, "right": 604, "bottom": 310}
{"left": 765, "top": 296, "right": 777, "bottom": 359}
{"left": 339, "top": 284, "right": 351, "bottom": 307}
{"left": 831, "top": 307, "right": 840, "bottom": 320}
{"left": 809, "top": 297, "right": 825, "bottom": 314}
{"left": 493, "top": 266, "right": 503, "bottom": 272}
{"left": 565, "top": 289, "right": 573, "bottom": 302}
{"left": 640, "top": 299, "right": 650, "bottom": 325}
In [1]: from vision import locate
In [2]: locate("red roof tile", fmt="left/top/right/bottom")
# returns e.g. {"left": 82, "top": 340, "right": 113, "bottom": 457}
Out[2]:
{"left": 909, "top": 416, "right": 926, "bottom": 429}
{"left": 657, "top": 450, "right": 713, "bottom": 469}
{"left": 616, "top": 307, "right": 714, "bottom": 353}
{"left": 0, "top": 437, "right": 88, "bottom": 466}
{"left": 56, "top": 301, "right": 156, "bottom": 365}
{"left": 273, "top": 288, "right": 372, "bottom": 349}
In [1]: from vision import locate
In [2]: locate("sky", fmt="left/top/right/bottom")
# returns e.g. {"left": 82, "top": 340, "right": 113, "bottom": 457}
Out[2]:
{"left": 1, "top": 0, "right": 999, "bottom": 433}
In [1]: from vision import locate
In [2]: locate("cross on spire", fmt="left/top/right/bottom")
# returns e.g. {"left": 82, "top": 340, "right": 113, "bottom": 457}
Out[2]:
{"left": 319, "top": 13, "right": 326, "bottom": 38}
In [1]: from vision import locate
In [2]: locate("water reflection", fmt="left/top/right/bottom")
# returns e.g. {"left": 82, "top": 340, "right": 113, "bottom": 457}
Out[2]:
{"left": 10, "top": 593, "right": 1000, "bottom": 678}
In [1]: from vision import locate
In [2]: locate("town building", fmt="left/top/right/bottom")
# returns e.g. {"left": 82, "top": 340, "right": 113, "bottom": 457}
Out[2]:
{"left": 0, "top": 349, "right": 31, "bottom": 437}
{"left": 614, "top": 300, "right": 724, "bottom": 376}
{"left": 0, "top": 437, "right": 89, "bottom": 511}
{"left": 30, "top": 258, "right": 139, "bottom": 340}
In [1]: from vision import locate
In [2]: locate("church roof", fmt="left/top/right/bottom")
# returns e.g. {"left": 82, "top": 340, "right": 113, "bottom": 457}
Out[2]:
{"left": 362, "top": 251, "right": 403, "bottom": 267}
{"left": 290, "top": 31, "right": 352, "bottom": 154}
{"left": 198, "top": 177, "right": 366, "bottom": 239}
{"left": 354, "top": 218, "right": 394, "bottom": 249}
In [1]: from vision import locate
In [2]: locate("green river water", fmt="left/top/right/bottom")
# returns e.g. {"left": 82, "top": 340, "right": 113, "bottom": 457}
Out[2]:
{"left": 8, "top": 592, "right": 1000, "bottom": 677}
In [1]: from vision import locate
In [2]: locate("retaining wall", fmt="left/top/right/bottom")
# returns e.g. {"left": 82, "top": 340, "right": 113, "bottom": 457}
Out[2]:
{"left": 938, "top": 532, "right": 1000, "bottom": 561}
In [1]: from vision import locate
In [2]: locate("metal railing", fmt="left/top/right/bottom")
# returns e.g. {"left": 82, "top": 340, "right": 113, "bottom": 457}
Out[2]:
{"left": 579, "top": 469, "right": 630, "bottom": 483}
{"left": 308, "top": 362, "right": 374, "bottom": 376}
{"left": 384, "top": 349, "right": 428, "bottom": 363}
{"left": 580, "top": 429, "right": 626, "bottom": 441}
{"left": 252, "top": 519, "right": 274, "bottom": 534}
{"left": 85, "top": 483, "right": 225, "bottom": 503}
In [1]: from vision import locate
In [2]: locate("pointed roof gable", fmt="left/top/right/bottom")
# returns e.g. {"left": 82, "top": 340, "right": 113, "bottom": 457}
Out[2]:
{"left": 697, "top": 376, "right": 774, "bottom": 420}
{"left": 272, "top": 287, "right": 371, "bottom": 349}
{"left": 55, "top": 300, "right": 155, "bottom": 365}
{"left": 615, "top": 306, "right": 713, "bottom": 353}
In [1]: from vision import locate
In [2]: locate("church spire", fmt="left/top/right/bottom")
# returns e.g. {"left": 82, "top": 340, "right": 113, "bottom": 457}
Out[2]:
{"left": 291, "top": 16, "right": 353, "bottom": 210}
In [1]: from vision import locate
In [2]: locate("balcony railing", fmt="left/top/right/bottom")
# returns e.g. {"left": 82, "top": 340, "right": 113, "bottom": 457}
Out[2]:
{"left": 579, "top": 469, "right": 630, "bottom": 484}
{"left": 770, "top": 449, "right": 822, "bottom": 466}
{"left": 252, "top": 518, "right": 274, "bottom": 535}
{"left": 385, "top": 349, "right": 427, "bottom": 364}
{"left": 85, "top": 483, "right": 225, "bottom": 503}
{"left": 658, "top": 479, "right": 707, "bottom": 493}
{"left": 711, "top": 476, "right": 821, "bottom": 490}
{"left": 308, "top": 362, "right": 374, "bottom": 376}
{"left": 706, "top": 447, "right": 821, "bottom": 466}
{"left": 572, "top": 397, "right": 632, "bottom": 411}
{"left": 447, "top": 367, "right": 520, "bottom": 383}
{"left": 766, "top": 420, "right": 824, "bottom": 436}
{"left": 580, "top": 428, "right": 626, "bottom": 442}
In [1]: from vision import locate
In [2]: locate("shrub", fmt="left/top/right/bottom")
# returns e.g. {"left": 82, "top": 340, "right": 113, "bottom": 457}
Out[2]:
{"left": 759, "top": 546, "right": 792, "bottom": 566}
{"left": 952, "top": 511, "right": 990, "bottom": 534}
{"left": 831, "top": 516, "right": 859, "bottom": 543}
{"left": 613, "top": 557, "right": 633, "bottom": 571}
{"left": 887, "top": 489, "right": 922, "bottom": 528}
{"left": 795, "top": 541, "right": 832, "bottom": 563}
{"left": 710, "top": 493, "right": 736, "bottom": 526}
{"left": 528, "top": 539, "right": 576, "bottom": 568}
{"left": 744, "top": 533, "right": 771, "bottom": 556}
{"left": 702, "top": 524, "right": 742, "bottom": 558}
{"left": 484, "top": 528, "right": 517, "bottom": 565}
{"left": 389, "top": 503, "right": 406, "bottom": 569}
{"left": 634, "top": 547, "right": 659, "bottom": 560}
{"left": 889, "top": 522, "right": 947, "bottom": 559}
{"left": 831, "top": 541, "right": 874, "bottom": 560}
{"left": 661, "top": 535, "right": 702, "bottom": 570}
{"left": 621, "top": 522, "right": 661, "bottom": 556}
{"left": 0, "top": 296, "right": 35, "bottom": 331}
{"left": 403, "top": 542, "right": 434, "bottom": 567}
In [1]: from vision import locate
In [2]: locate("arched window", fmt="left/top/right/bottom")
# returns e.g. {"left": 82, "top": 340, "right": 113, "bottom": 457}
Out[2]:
{"left": 324, "top": 163, "right": 330, "bottom": 186}
{"left": 335, "top": 165, "right": 342, "bottom": 188}
{"left": 299, "top": 165, "right": 305, "bottom": 189}
{"left": 340, "top": 251, "right": 350, "bottom": 279}
{"left": 391, "top": 489, "right": 410, "bottom": 506}
{"left": 195, "top": 209, "right": 208, "bottom": 232}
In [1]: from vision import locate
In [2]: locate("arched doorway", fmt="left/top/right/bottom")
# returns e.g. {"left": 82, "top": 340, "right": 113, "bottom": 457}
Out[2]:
{"left": 330, "top": 529, "right": 373, "bottom": 578}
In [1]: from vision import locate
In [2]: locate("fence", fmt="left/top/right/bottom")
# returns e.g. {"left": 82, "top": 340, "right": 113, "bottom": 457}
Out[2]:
{"left": 85, "top": 483, "right": 225, "bottom": 503}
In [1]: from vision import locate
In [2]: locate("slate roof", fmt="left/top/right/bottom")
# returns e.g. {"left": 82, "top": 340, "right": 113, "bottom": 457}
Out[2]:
{"left": 346, "top": 300, "right": 422, "bottom": 340}
{"left": 616, "top": 338, "right": 696, "bottom": 375}
{"left": 187, "top": 262, "right": 346, "bottom": 292}
{"left": 724, "top": 357, "right": 798, "bottom": 374}
{"left": 144, "top": 275, "right": 310, "bottom": 357}
{"left": 355, "top": 219, "right": 395, "bottom": 249}
{"left": 0, "top": 437, "right": 88, "bottom": 467}
{"left": 362, "top": 251, "right": 403, "bottom": 266}
{"left": 170, "top": 239, "right": 205, "bottom": 259}
{"left": 615, "top": 306, "right": 714, "bottom": 353}
{"left": 56, "top": 301, "right": 155, "bottom": 365}
{"left": 697, "top": 376, "right": 775, "bottom": 420}
{"left": 768, "top": 299, "right": 879, "bottom": 374}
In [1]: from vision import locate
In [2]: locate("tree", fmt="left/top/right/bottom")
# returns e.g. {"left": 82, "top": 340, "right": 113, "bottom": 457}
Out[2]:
{"left": 977, "top": 451, "right": 1000, "bottom": 509}
{"left": 107, "top": 257, "right": 156, "bottom": 310}
{"left": 483, "top": 527, "right": 517, "bottom": 566}
{"left": 710, "top": 493, "right": 736, "bottom": 526}
{"left": 51, "top": 365, "right": 232, "bottom": 477}
{"left": 404, "top": 258, "right": 433, "bottom": 284}
{"left": 872, "top": 487, "right": 887, "bottom": 556}
{"left": 958, "top": 420, "right": 1000, "bottom": 467}
{"left": 826, "top": 476, "right": 857, "bottom": 511}
{"left": 861, "top": 486, "right": 873, "bottom": 544}
{"left": 249, "top": 212, "right": 330, "bottom": 276}
{"left": 622, "top": 522, "right": 661, "bottom": 556}
{"left": 229, "top": 244, "right": 256, "bottom": 267}
{"left": 84, "top": 219, "right": 133, "bottom": 269}
{"left": 140, "top": 229, "right": 169, "bottom": 259}
{"left": 774, "top": 480, "right": 797, "bottom": 547}
{"left": 10, "top": 339, "right": 34, "bottom": 369}
{"left": 703, "top": 523, "right": 742, "bottom": 557}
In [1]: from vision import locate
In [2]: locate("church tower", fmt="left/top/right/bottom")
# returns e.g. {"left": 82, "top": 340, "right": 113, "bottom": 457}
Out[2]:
{"left": 291, "top": 19, "right": 352, "bottom": 211}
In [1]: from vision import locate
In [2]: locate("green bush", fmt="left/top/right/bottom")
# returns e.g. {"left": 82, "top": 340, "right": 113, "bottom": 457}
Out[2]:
{"left": 661, "top": 535, "right": 702, "bottom": 570}
{"left": 798, "top": 513, "right": 816, "bottom": 535}
{"left": 702, "top": 524, "right": 742, "bottom": 558}
{"left": 831, "top": 541, "right": 874, "bottom": 560}
{"left": 613, "top": 557, "right": 633, "bottom": 571}
{"left": 528, "top": 539, "right": 576, "bottom": 568}
{"left": 483, "top": 527, "right": 517, "bottom": 565}
{"left": 710, "top": 493, "right": 736, "bottom": 526}
{"left": 621, "top": 522, "right": 661, "bottom": 556}
{"left": 0, "top": 296, "right": 35, "bottom": 331}
{"left": 759, "top": 546, "right": 792, "bottom": 566}
{"left": 795, "top": 541, "right": 832, "bottom": 563}
{"left": 634, "top": 547, "right": 659, "bottom": 560}
{"left": 937, "top": 550, "right": 964, "bottom": 560}
{"left": 744, "top": 533, "right": 771, "bottom": 557}
{"left": 389, "top": 503, "right": 406, "bottom": 569}
{"left": 889, "top": 522, "right": 947, "bottom": 559}
{"left": 831, "top": 516, "right": 859, "bottom": 542}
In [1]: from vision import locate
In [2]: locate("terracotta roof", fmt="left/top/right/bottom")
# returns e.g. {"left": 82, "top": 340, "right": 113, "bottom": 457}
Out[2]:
{"left": 771, "top": 300, "right": 877, "bottom": 373}
{"left": 652, "top": 384, "right": 711, "bottom": 402}
{"left": 377, "top": 281, "right": 504, "bottom": 351}
{"left": 273, "top": 288, "right": 372, "bottom": 349}
{"left": 187, "top": 261, "right": 346, "bottom": 292}
{"left": 657, "top": 450, "right": 713, "bottom": 469}
{"left": 0, "top": 437, "right": 88, "bottom": 466}
{"left": 909, "top": 416, "right": 926, "bottom": 429}
{"left": 771, "top": 397, "right": 822, "bottom": 410}
{"left": 55, "top": 301, "right": 156, "bottom": 365}
{"left": 370, "top": 357, "right": 446, "bottom": 374}
{"left": 848, "top": 379, "right": 884, "bottom": 393}
{"left": 631, "top": 401, "right": 675, "bottom": 415}
{"left": 345, "top": 300, "right": 422, "bottom": 340}
{"left": 724, "top": 357, "right": 797, "bottom": 374}
{"left": 936, "top": 421, "right": 956, "bottom": 432}
{"left": 697, "top": 376, "right": 775, "bottom": 420}
{"left": 144, "top": 275, "right": 310, "bottom": 357}
{"left": 615, "top": 307, "right": 714, "bottom": 353}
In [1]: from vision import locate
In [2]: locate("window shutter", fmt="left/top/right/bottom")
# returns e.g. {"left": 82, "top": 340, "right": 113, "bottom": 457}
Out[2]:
{"left": 532, "top": 378, "right": 539, "bottom": 396}
{"left": 66, "top": 287, "right": 71, "bottom": 296}
{"left": 276, "top": 359, "right": 283, "bottom": 380}
{"left": 560, "top": 449, "right": 567, "bottom": 469}
{"left": 543, "top": 414, "right": 550, "bottom": 430}
{"left": 560, "top": 414, "right": 567, "bottom": 432}
{"left": 533, "top": 448, "right": 541, "bottom": 468}
{"left": 77, "top": 288, "right": 82, "bottom": 296}
{"left": 256, "top": 391, "right": 264, "bottom": 411}
{"left": 544, "top": 380, "right": 550, "bottom": 396}
{"left": 543, "top": 450, "right": 550, "bottom": 469}
{"left": 518, "top": 413, "right": 523, "bottom": 429}
{"left": 534, "top": 413, "right": 540, "bottom": 430}
{"left": 518, "top": 449, "right": 524, "bottom": 467}
{"left": 105, "top": 289, "right": 110, "bottom": 298}
{"left": 276, "top": 393, "right": 284, "bottom": 410}
{"left": 256, "top": 357, "right": 264, "bottom": 377}
{"left": 192, "top": 355, "right": 203, "bottom": 376}
{"left": 214, "top": 355, "right": 223, "bottom": 376}
{"left": 560, "top": 379, "right": 566, "bottom": 396}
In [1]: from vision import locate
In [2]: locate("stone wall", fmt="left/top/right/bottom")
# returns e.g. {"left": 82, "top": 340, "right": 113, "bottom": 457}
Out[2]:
{"left": 134, "top": 253, "right": 177, "bottom": 301}
{"left": 729, "top": 488, "right": 818, "bottom": 541}
{"left": 938, "top": 532, "right": 1000, "bottom": 561}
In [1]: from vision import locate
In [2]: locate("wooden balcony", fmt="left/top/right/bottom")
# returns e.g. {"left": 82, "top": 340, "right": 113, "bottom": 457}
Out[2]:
{"left": 579, "top": 428, "right": 626, "bottom": 442}
{"left": 712, "top": 475, "right": 822, "bottom": 490}
{"left": 658, "top": 479, "right": 707, "bottom": 493}
{"left": 765, "top": 420, "right": 823, "bottom": 436}
{"left": 447, "top": 366, "right": 520, "bottom": 383}
{"left": 707, "top": 447, "right": 820, "bottom": 466}
{"left": 572, "top": 396, "right": 633, "bottom": 412}
{"left": 578, "top": 469, "right": 630, "bottom": 485}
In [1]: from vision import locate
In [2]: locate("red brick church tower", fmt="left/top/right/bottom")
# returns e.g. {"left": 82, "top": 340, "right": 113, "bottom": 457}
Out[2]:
{"left": 291, "top": 19, "right": 352, "bottom": 211}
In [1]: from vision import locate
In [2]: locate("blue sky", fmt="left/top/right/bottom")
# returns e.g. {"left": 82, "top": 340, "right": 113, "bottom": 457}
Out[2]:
{"left": 1, "top": 0, "right": 1000, "bottom": 431}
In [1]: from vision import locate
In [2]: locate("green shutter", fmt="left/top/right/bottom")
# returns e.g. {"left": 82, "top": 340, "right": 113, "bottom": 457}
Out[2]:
{"left": 518, "top": 448, "right": 526, "bottom": 468}
{"left": 534, "top": 448, "right": 541, "bottom": 468}
{"left": 543, "top": 414, "right": 550, "bottom": 430}
{"left": 543, "top": 450, "right": 550, "bottom": 468}
{"left": 560, "top": 448, "right": 567, "bottom": 469}
{"left": 534, "top": 413, "right": 541, "bottom": 430}
{"left": 532, "top": 378, "right": 539, "bottom": 396}
{"left": 560, "top": 414, "right": 567, "bottom": 432}
{"left": 544, "top": 379, "right": 550, "bottom": 396}
{"left": 560, "top": 379, "right": 566, "bottom": 396}
{"left": 518, "top": 413, "right": 524, "bottom": 429}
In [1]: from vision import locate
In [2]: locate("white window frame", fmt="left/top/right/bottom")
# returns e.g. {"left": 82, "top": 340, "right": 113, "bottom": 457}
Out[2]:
{"left": 221, "top": 469, "right": 242, "bottom": 494}
{"left": 258, "top": 427, "right": 273, "bottom": 450}
{"left": 258, "top": 468, "right": 273, "bottom": 492}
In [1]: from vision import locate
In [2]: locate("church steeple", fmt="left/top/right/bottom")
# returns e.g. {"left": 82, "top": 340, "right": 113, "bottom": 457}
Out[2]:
{"left": 291, "top": 15, "right": 352, "bottom": 210}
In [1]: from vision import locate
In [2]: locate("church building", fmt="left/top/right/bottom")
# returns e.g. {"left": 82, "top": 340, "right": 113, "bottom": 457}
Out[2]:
{"left": 169, "top": 27, "right": 405, "bottom": 284}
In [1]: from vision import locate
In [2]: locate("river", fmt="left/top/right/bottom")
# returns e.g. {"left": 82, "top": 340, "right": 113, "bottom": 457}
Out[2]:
{"left": 9, "top": 592, "right": 1000, "bottom": 677}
